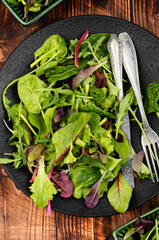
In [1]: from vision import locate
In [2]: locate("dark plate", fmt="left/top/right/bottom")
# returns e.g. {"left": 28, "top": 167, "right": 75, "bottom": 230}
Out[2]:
{"left": 0, "top": 15, "right": 159, "bottom": 217}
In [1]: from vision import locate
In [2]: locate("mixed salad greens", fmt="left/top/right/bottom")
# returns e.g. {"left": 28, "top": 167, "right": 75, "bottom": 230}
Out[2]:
{"left": 0, "top": 31, "right": 154, "bottom": 215}
{"left": 123, "top": 216, "right": 159, "bottom": 239}
{"left": 6, "top": 0, "right": 59, "bottom": 18}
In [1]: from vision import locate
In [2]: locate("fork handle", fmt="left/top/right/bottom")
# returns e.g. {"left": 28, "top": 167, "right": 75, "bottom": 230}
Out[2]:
{"left": 119, "top": 32, "right": 150, "bottom": 130}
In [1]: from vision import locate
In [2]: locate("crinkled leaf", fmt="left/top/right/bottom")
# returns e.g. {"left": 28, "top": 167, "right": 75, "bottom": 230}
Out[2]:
{"left": 30, "top": 156, "right": 57, "bottom": 209}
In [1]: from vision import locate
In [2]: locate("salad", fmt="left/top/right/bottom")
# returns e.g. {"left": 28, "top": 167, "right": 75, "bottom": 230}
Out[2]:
{"left": 0, "top": 30, "right": 154, "bottom": 215}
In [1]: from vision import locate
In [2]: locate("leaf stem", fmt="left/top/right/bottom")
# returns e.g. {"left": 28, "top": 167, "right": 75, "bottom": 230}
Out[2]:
{"left": 20, "top": 114, "right": 37, "bottom": 136}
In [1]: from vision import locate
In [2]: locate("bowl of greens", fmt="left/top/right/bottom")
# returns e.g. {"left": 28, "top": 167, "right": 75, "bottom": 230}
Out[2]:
{"left": 1, "top": 0, "right": 63, "bottom": 26}
{"left": 112, "top": 206, "right": 159, "bottom": 239}
{"left": 0, "top": 16, "right": 159, "bottom": 217}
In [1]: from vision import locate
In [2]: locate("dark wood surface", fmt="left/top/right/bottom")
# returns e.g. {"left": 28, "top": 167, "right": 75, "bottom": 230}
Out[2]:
{"left": 0, "top": 0, "right": 159, "bottom": 239}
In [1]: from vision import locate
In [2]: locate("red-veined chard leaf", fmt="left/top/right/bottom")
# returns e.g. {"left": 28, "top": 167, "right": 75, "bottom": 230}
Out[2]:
{"left": 52, "top": 112, "right": 91, "bottom": 163}
{"left": 75, "top": 30, "right": 89, "bottom": 68}
{"left": 107, "top": 171, "right": 133, "bottom": 213}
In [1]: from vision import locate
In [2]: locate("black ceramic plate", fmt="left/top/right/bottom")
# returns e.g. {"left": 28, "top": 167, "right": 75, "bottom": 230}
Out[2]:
{"left": 0, "top": 16, "right": 159, "bottom": 217}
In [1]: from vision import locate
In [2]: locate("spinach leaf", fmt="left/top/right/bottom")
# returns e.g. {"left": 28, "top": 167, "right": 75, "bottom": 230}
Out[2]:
{"left": 79, "top": 167, "right": 102, "bottom": 188}
{"left": 107, "top": 172, "right": 133, "bottom": 213}
{"left": 45, "top": 65, "right": 78, "bottom": 83}
{"left": 36, "top": 61, "right": 57, "bottom": 76}
{"left": 70, "top": 165, "right": 92, "bottom": 199}
{"left": 32, "top": 35, "right": 67, "bottom": 67}
{"left": 18, "top": 74, "right": 49, "bottom": 115}
{"left": 144, "top": 82, "right": 159, "bottom": 118}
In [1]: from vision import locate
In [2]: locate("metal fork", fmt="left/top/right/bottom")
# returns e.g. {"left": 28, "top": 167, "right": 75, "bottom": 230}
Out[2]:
{"left": 119, "top": 32, "right": 159, "bottom": 182}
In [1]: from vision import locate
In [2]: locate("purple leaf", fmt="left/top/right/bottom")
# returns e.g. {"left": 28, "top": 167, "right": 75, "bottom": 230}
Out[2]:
{"left": 94, "top": 70, "right": 107, "bottom": 88}
{"left": 72, "top": 61, "right": 107, "bottom": 89}
{"left": 102, "top": 120, "right": 110, "bottom": 130}
{"left": 132, "top": 151, "right": 145, "bottom": 173}
{"left": 112, "top": 131, "right": 123, "bottom": 142}
{"left": 52, "top": 172, "right": 73, "bottom": 198}
{"left": 85, "top": 171, "right": 107, "bottom": 209}
{"left": 54, "top": 108, "right": 64, "bottom": 124}
{"left": 135, "top": 217, "right": 155, "bottom": 232}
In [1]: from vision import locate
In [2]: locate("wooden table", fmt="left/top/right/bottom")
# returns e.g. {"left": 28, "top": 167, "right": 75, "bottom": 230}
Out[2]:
{"left": 0, "top": 0, "right": 159, "bottom": 239}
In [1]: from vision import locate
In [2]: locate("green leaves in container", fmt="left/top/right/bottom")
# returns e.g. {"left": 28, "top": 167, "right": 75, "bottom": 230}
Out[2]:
{"left": 144, "top": 82, "right": 159, "bottom": 118}
{"left": 32, "top": 35, "right": 67, "bottom": 67}
{"left": 18, "top": 74, "right": 50, "bottom": 115}
{"left": 30, "top": 156, "right": 57, "bottom": 209}
{"left": 45, "top": 65, "right": 78, "bottom": 83}
{"left": 107, "top": 172, "right": 133, "bottom": 213}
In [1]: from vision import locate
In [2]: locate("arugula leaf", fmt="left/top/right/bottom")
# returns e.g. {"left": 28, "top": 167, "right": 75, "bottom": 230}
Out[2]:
{"left": 29, "top": 156, "right": 57, "bottom": 209}
{"left": 115, "top": 90, "right": 135, "bottom": 137}
{"left": 107, "top": 172, "right": 133, "bottom": 213}
{"left": 32, "top": 35, "right": 67, "bottom": 67}
{"left": 81, "top": 102, "right": 116, "bottom": 119}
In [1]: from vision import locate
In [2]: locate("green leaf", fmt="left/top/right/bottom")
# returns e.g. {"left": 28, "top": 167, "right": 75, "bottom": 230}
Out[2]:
{"left": 115, "top": 91, "right": 135, "bottom": 137}
{"left": 0, "top": 158, "right": 21, "bottom": 164}
{"left": 36, "top": 61, "right": 57, "bottom": 76}
{"left": 18, "top": 74, "right": 49, "bottom": 114}
{"left": 81, "top": 102, "right": 116, "bottom": 119}
{"left": 99, "top": 137, "right": 114, "bottom": 155}
{"left": 107, "top": 173, "right": 133, "bottom": 213}
{"left": 32, "top": 34, "right": 67, "bottom": 67}
{"left": 44, "top": 106, "right": 56, "bottom": 134}
{"left": 29, "top": 156, "right": 57, "bottom": 209}
{"left": 144, "top": 82, "right": 159, "bottom": 117}
{"left": 45, "top": 65, "right": 78, "bottom": 83}
{"left": 52, "top": 113, "right": 91, "bottom": 161}
{"left": 111, "top": 129, "right": 130, "bottom": 160}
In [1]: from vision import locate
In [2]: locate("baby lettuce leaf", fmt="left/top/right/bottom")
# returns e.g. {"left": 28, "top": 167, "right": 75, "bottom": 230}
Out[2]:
{"left": 52, "top": 172, "right": 73, "bottom": 198}
{"left": 144, "top": 82, "right": 159, "bottom": 118}
{"left": 18, "top": 74, "right": 49, "bottom": 114}
{"left": 32, "top": 35, "right": 67, "bottom": 67}
{"left": 36, "top": 61, "right": 57, "bottom": 76}
{"left": 107, "top": 172, "right": 133, "bottom": 213}
{"left": 52, "top": 113, "right": 91, "bottom": 162}
{"left": 85, "top": 170, "right": 107, "bottom": 209}
{"left": 30, "top": 156, "right": 57, "bottom": 209}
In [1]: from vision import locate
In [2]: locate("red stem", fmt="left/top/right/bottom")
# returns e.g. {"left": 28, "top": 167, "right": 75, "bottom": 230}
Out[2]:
{"left": 75, "top": 30, "right": 89, "bottom": 68}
